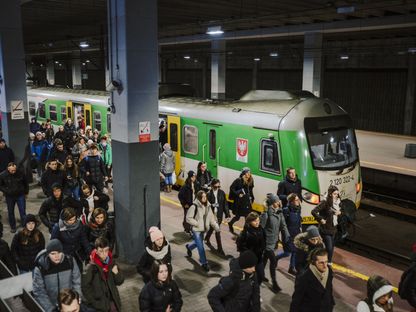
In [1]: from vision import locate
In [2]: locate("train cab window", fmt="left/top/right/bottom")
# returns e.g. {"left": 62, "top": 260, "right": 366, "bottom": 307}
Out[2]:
{"left": 94, "top": 111, "right": 102, "bottom": 132}
{"left": 107, "top": 114, "right": 111, "bottom": 133}
{"left": 61, "top": 106, "right": 67, "bottom": 122}
{"left": 209, "top": 129, "right": 216, "bottom": 159}
{"left": 260, "top": 139, "right": 280, "bottom": 174}
{"left": 169, "top": 123, "right": 178, "bottom": 152}
{"left": 38, "top": 103, "right": 46, "bottom": 118}
{"left": 183, "top": 125, "right": 198, "bottom": 155}
{"left": 49, "top": 105, "right": 57, "bottom": 121}
{"left": 29, "top": 101, "right": 36, "bottom": 117}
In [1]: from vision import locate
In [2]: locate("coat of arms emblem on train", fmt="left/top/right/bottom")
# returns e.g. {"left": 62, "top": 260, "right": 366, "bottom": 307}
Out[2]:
{"left": 236, "top": 138, "right": 248, "bottom": 163}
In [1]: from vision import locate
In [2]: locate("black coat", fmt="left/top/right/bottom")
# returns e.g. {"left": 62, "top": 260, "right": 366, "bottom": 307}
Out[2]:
{"left": 0, "top": 146, "right": 15, "bottom": 172}
{"left": 38, "top": 195, "right": 83, "bottom": 232}
{"left": 41, "top": 168, "right": 65, "bottom": 197}
{"left": 137, "top": 238, "right": 172, "bottom": 284}
{"left": 277, "top": 175, "right": 302, "bottom": 207}
{"left": 0, "top": 238, "right": 17, "bottom": 276}
{"left": 80, "top": 155, "right": 107, "bottom": 183}
{"left": 86, "top": 219, "right": 115, "bottom": 249}
{"left": 229, "top": 178, "right": 254, "bottom": 217}
{"left": 236, "top": 224, "right": 266, "bottom": 264}
{"left": 80, "top": 189, "right": 110, "bottom": 211}
{"left": 11, "top": 229, "right": 45, "bottom": 271}
{"left": 290, "top": 267, "right": 335, "bottom": 312}
{"left": 0, "top": 169, "right": 29, "bottom": 197}
{"left": 178, "top": 182, "right": 200, "bottom": 208}
{"left": 139, "top": 280, "right": 183, "bottom": 312}
{"left": 48, "top": 148, "right": 68, "bottom": 164}
{"left": 207, "top": 188, "right": 230, "bottom": 220}
{"left": 197, "top": 170, "right": 212, "bottom": 190}
{"left": 294, "top": 233, "right": 325, "bottom": 275}
{"left": 311, "top": 201, "right": 337, "bottom": 236}
{"left": 208, "top": 258, "right": 260, "bottom": 312}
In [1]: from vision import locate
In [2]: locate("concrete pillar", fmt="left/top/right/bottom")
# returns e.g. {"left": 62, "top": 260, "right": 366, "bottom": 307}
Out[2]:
{"left": 46, "top": 55, "right": 55, "bottom": 86}
{"left": 0, "top": 1, "right": 29, "bottom": 161}
{"left": 202, "top": 57, "right": 207, "bottom": 98}
{"left": 26, "top": 60, "right": 33, "bottom": 79}
{"left": 108, "top": 0, "right": 160, "bottom": 263}
{"left": 252, "top": 60, "right": 258, "bottom": 90}
{"left": 404, "top": 54, "right": 415, "bottom": 135}
{"left": 211, "top": 40, "right": 226, "bottom": 99}
{"left": 302, "top": 32, "right": 323, "bottom": 97}
{"left": 72, "top": 52, "right": 82, "bottom": 89}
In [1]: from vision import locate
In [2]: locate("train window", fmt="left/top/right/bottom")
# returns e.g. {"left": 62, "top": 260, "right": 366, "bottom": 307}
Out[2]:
{"left": 260, "top": 139, "right": 280, "bottom": 174}
{"left": 85, "top": 109, "right": 91, "bottom": 126}
{"left": 183, "top": 125, "right": 198, "bottom": 155}
{"left": 209, "top": 129, "right": 216, "bottom": 159}
{"left": 49, "top": 105, "right": 57, "bottom": 121}
{"left": 61, "top": 106, "right": 67, "bottom": 122}
{"left": 38, "top": 103, "right": 46, "bottom": 118}
{"left": 170, "top": 123, "right": 178, "bottom": 152}
{"left": 107, "top": 114, "right": 111, "bottom": 133}
{"left": 29, "top": 102, "right": 36, "bottom": 117}
{"left": 94, "top": 111, "right": 102, "bottom": 132}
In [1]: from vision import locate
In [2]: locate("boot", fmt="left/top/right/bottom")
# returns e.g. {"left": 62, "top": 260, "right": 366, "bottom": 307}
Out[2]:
{"left": 215, "top": 232, "right": 225, "bottom": 256}
{"left": 228, "top": 222, "right": 235, "bottom": 235}
{"left": 272, "top": 281, "right": 282, "bottom": 293}
{"left": 288, "top": 267, "right": 297, "bottom": 275}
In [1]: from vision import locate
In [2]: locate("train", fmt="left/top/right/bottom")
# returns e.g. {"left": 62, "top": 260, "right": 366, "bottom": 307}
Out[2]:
{"left": 27, "top": 87, "right": 362, "bottom": 223}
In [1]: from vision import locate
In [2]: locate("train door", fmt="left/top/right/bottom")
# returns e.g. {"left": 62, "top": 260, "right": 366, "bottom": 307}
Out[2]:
{"left": 66, "top": 101, "right": 73, "bottom": 122}
{"left": 84, "top": 104, "right": 92, "bottom": 128}
{"left": 204, "top": 124, "right": 220, "bottom": 178}
{"left": 167, "top": 115, "right": 182, "bottom": 182}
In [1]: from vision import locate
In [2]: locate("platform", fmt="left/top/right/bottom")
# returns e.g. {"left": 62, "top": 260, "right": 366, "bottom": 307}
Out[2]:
{"left": 0, "top": 187, "right": 413, "bottom": 312}
{"left": 356, "top": 130, "right": 416, "bottom": 177}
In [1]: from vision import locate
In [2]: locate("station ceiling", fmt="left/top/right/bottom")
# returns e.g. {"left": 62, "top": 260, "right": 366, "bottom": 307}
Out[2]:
{"left": 21, "top": 0, "right": 416, "bottom": 53}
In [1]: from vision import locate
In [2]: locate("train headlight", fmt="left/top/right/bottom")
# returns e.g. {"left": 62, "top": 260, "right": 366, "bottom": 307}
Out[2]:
{"left": 355, "top": 181, "right": 361, "bottom": 193}
{"left": 302, "top": 189, "right": 320, "bottom": 205}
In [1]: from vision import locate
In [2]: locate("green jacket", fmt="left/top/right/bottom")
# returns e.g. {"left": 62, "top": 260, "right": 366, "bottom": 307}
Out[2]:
{"left": 99, "top": 143, "right": 112, "bottom": 167}
{"left": 82, "top": 253, "right": 124, "bottom": 312}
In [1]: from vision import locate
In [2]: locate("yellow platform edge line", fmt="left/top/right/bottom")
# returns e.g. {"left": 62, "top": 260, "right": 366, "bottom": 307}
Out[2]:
{"left": 161, "top": 195, "right": 399, "bottom": 292}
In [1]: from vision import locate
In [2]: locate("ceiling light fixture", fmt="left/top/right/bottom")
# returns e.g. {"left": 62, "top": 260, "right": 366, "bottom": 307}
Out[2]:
{"left": 337, "top": 5, "right": 355, "bottom": 14}
{"left": 79, "top": 41, "right": 89, "bottom": 48}
{"left": 184, "top": 55, "right": 191, "bottom": 60}
{"left": 270, "top": 52, "right": 279, "bottom": 57}
{"left": 340, "top": 55, "right": 349, "bottom": 60}
{"left": 86, "top": 60, "right": 90, "bottom": 63}
{"left": 206, "top": 26, "right": 224, "bottom": 35}
{"left": 254, "top": 58, "right": 261, "bottom": 61}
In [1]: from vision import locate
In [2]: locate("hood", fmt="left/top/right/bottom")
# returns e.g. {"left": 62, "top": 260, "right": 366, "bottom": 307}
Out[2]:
{"left": 229, "top": 257, "right": 243, "bottom": 275}
{"left": 164, "top": 150, "right": 173, "bottom": 157}
{"left": 367, "top": 275, "right": 394, "bottom": 304}
{"left": 35, "top": 249, "right": 64, "bottom": 270}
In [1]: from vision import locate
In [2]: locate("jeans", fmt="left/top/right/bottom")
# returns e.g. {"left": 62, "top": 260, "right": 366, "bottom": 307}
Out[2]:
{"left": 188, "top": 231, "right": 207, "bottom": 265}
{"left": 65, "top": 186, "right": 80, "bottom": 200}
{"left": 164, "top": 173, "right": 173, "bottom": 185}
{"left": 6, "top": 195, "right": 26, "bottom": 230}
{"left": 322, "top": 234, "right": 335, "bottom": 263}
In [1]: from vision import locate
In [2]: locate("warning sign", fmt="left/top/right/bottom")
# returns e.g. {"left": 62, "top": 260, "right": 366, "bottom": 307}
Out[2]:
{"left": 236, "top": 138, "right": 248, "bottom": 163}
{"left": 11, "top": 100, "right": 24, "bottom": 120}
{"left": 138, "top": 121, "right": 151, "bottom": 143}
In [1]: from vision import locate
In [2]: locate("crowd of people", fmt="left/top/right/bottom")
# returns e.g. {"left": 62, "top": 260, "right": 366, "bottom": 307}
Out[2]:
{"left": 0, "top": 117, "right": 413, "bottom": 311}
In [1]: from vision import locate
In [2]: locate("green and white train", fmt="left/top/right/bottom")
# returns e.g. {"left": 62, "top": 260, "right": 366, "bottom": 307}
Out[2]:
{"left": 27, "top": 87, "right": 362, "bottom": 223}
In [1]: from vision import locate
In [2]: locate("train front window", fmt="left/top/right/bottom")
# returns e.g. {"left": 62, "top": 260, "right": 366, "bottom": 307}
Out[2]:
{"left": 307, "top": 128, "right": 358, "bottom": 170}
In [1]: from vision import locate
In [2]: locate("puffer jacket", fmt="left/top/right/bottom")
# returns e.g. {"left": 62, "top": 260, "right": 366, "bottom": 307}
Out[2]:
{"left": 0, "top": 169, "right": 29, "bottom": 197}
{"left": 207, "top": 258, "right": 260, "bottom": 312}
{"left": 99, "top": 143, "right": 112, "bottom": 167}
{"left": 51, "top": 217, "right": 92, "bottom": 262}
{"left": 136, "top": 237, "right": 172, "bottom": 284}
{"left": 160, "top": 150, "right": 175, "bottom": 175}
{"left": 293, "top": 232, "right": 325, "bottom": 274}
{"left": 31, "top": 139, "right": 47, "bottom": 162}
{"left": 139, "top": 279, "right": 183, "bottom": 312}
{"left": 236, "top": 224, "right": 266, "bottom": 263}
{"left": 41, "top": 167, "right": 65, "bottom": 197}
{"left": 11, "top": 229, "right": 45, "bottom": 271}
{"left": 186, "top": 199, "right": 220, "bottom": 233}
{"left": 260, "top": 203, "right": 290, "bottom": 251}
{"left": 64, "top": 123, "right": 76, "bottom": 136}
{"left": 283, "top": 203, "right": 302, "bottom": 237}
{"left": 33, "top": 250, "right": 81, "bottom": 312}
{"left": 81, "top": 155, "right": 107, "bottom": 183}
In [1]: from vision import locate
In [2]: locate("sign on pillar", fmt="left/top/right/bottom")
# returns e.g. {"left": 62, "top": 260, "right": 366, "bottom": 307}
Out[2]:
{"left": 138, "top": 121, "right": 151, "bottom": 143}
{"left": 11, "top": 100, "right": 24, "bottom": 119}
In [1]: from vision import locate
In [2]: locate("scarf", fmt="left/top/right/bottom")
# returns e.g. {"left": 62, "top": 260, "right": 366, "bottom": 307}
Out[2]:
{"left": 59, "top": 218, "right": 80, "bottom": 232}
{"left": 332, "top": 198, "right": 341, "bottom": 226}
{"left": 91, "top": 249, "right": 113, "bottom": 280}
{"left": 309, "top": 264, "right": 329, "bottom": 288}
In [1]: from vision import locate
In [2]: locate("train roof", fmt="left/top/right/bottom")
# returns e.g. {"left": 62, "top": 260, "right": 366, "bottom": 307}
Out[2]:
{"left": 27, "top": 87, "right": 109, "bottom": 104}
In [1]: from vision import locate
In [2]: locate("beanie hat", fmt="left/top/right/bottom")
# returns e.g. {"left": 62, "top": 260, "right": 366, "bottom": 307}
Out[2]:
{"left": 187, "top": 170, "right": 196, "bottom": 178}
{"left": 306, "top": 225, "right": 320, "bottom": 239}
{"left": 149, "top": 226, "right": 164, "bottom": 243}
{"left": 238, "top": 250, "right": 258, "bottom": 269}
{"left": 24, "top": 214, "right": 38, "bottom": 226}
{"left": 266, "top": 193, "right": 280, "bottom": 206}
{"left": 46, "top": 239, "right": 63, "bottom": 254}
{"left": 366, "top": 275, "right": 393, "bottom": 304}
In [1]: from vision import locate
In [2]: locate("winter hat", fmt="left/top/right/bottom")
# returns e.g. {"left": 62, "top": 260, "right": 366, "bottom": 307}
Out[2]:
{"left": 306, "top": 225, "right": 321, "bottom": 239}
{"left": 238, "top": 250, "right": 258, "bottom": 269}
{"left": 29, "top": 133, "right": 35, "bottom": 139}
{"left": 240, "top": 167, "right": 251, "bottom": 176}
{"left": 46, "top": 239, "right": 63, "bottom": 254}
{"left": 24, "top": 214, "right": 38, "bottom": 226}
{"left": 187, "top": 170, "right": 196, "bottom": 178}
{"left": 149, "top": 226, "right": 164, "bottom": 243}
{"left": 266, "top": 193, "right": 280, "bottom": 206}
{"left": 366, "top": 275, "right": 393, "bottom": 304}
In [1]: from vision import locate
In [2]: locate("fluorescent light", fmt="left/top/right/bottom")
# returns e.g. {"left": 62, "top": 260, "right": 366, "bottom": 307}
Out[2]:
{"left": 254, "top": 58, "right": 261, "bottom": 61}
{"left": 86, "top": 60, "right": 90, "bottom": 63}
{"left": 337, "top": 6, "right": 355, "bottom": 14}
{"left": 270, "top": 52, "right": 279, "bottom": 57}
{"left": 79, "top": 41, "right": 89, "bottom": 48}
{"left": 82, "top": 63, "right": 86, "bottom": 66}
{"left": 54, "top": 61, "right": 59, "bottom": 64}
{"left": 183, "top": 56, "right": 191, "bottom": 60}
{"left": 194, "top": 59, "right": 198, "bottom": 63}
{"left": 340, "top": 55, "right": 349, "bottom": 60}
{"left": 58, "top": 63, "right": 62, "bottom": 66}
{"left": 206, "top": 26, "right": 224, "bottom": 35}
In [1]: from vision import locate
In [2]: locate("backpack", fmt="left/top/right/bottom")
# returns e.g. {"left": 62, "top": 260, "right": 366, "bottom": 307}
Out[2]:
{"left": 183, "top": 204, "right": 198, "bottom": 233}
{"left": 398, "top": 262, "right": 416, "bottom": 300}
